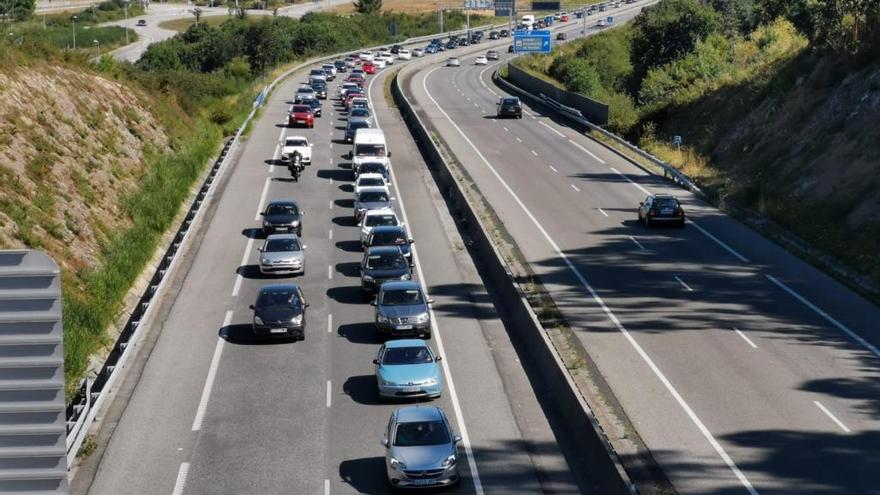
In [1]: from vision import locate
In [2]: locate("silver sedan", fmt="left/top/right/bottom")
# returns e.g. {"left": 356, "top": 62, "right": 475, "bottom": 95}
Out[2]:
{"left": 258, "top": 234, "right": 305, "bottom": 276}
{"left": 446, "top": 57, "right": 460, "bottom": 67}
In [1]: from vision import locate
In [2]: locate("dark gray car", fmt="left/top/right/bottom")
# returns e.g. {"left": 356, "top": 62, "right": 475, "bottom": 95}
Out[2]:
{"left": 373, "top": 281, "right": 432, "bottom": 339}
{"left": 360, "top": 246, "right": 411, "bottom": 294}
{"left": 261, "top": 200, "right": 303, "bottom": 237}
{"left": 249, "top": 284, "right": 308, "bottom": 341}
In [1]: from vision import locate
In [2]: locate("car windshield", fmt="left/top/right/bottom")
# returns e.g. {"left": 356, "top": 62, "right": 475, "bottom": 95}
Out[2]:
{"left": 286, "top": 139, "right": 308, "bottom": 147}
{"left": 256, "top": 289, "right": 299, "bottom": 308}
{"left": 264, "top": 238, "right": 300, "bottom": 252}
{"left": 292, "top": 105, "right": 310, "bottom": 113}
{"left": 502, "top": 98, "right": 519, "bottom": 106}
{"left": 359, "top": 191, "right": 389, "bottom": 203}
{"left": 361, "top": 164, "right": 387, "bottom": 175}
{"left": 382, "top": 346, "right": 433, "bottom": 365}
{"left": 355, "top": 144, "right": 386, "bottom": 157}
{"left": 372, "top": 230, "right": 406, "bottom": 245}
{"left": 348, "top": 121, "right": 369, "bottom": 131}
{"left": 366, "top": 214, "right": 398, "bottom": 227}
{"left": 366, "top": 253, "right": 407, "bottom": 269}
{"left": 394, "top": 421, "right": 450, "bottom": 446}
{"left": 381, "top": 288, "right": 423, "bottom": 306}
{"left": 266, "top": 203, "right": 298, "bottom": 215}
{"left": 654, "top": 197, "right": 679, "bottom": 208}
{"left": 358, "top": 177, "right": 385, "bottom": 188}
{"left": 311, "top": 82, "right": 326, "bottom": 89}
{"left": 350, "top": 108, "right": 370, "bottom": 117}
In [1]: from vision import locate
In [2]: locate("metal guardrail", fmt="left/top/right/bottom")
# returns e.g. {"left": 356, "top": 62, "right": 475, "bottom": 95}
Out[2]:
{"left": 494, "top": 69, "right": 705, "bottom": 197}
{"left": 63, "top": 21, "right": 511, "bottom": 468}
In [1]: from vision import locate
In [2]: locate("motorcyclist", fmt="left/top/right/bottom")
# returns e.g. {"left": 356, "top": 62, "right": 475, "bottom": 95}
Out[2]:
{"left": 288, "top": 151, "right": 302, "bottom": 182}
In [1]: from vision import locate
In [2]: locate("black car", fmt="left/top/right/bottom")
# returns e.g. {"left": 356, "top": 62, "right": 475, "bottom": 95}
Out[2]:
{"left": 366, "top": 226, "right": 413, "bottom": 266}
{"left": 638, "top": 194, "right": 686, "bottom": 227}
{"left": 261, "top": 200, "right": 303, "bottom": 236}
{"left": 310, "top": 80, "right": 328, "bottom": 99}
{"left": 459, "top": 38, "right": 470, "bottom": 46}
{"left": 445, "top": 41, "right": 457, "bottom": 50}
{"left": 489, "top": 30, "right": 499, "bottom": 39}
{"left": 499, "top": 29, "right": 509, "bottom": 37}
{"left": 390, "top": 44, "right": 402, "bottom": 54}
{"left": 360, "top": 246, "right": 412, "bottom": 293}
{"left": 557, "top": 32, "right": 567, "bottom": 41}
{"left": 302, "top": 97, "right": 322, "bottom": 117}
{"left": 345, "top": 120, "right": 371, "bottom": 143}
{"left": 250, "top": 284, "right": 308, "bottom": 341}
{"left": 508, "top": 44, "right": 515, "bottom": 53}
{"left": 496, "top": 97, "right": 522, "bottom": 118}
{"left": 136, "top": 19, "right": 147, "bottom": 26}
{"left": 334, "top": 60, "right": 347, "bottom": 72}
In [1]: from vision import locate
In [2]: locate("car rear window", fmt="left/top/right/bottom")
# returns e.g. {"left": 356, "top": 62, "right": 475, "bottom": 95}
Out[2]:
{"left": 358, "top": 177, "right": 385, "bottom": 188}
{"left": 654, "top": 197, "right": 680, "bottom": 208}
{"left": 265, "top": 238, "right": 301, "bottom": 252}
{"left": 372, "top": 230, "right": 406, "bottom": 245}
{"left": 366, "top": 253, "right": 406, "bottom": 269}
{"left": 502, "top": 98, "right": 519, "bottom": 105}
{"left": 394, "top": 421, "right": 450, "bottom": 446}
{"left": 350, "top": 108, "right": 370, "bottom": 117}
{"left": 286, "top": 139, "right": 307, "bottom": 147}
{"left": 256, "top": 289, "right": 295, "bottom": 307}
{"left": 366, "top": 214, "right": 398, "bottom": 227}
{"left": 382, "top": 346, "right": 433, "bottom": 365}
{"left": 359, "top": 191, "right": 389, "bottom": 203}
{"left": 292, "top": 105, "right": 310, "bottom": 113}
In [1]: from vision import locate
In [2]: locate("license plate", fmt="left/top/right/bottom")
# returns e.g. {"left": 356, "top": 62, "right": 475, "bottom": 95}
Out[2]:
{"left": 396, "top": 325, "right": 413, "bottom": 330}
{"left": 297, "top": 120, "right": 306, "bottom": 124}
{"left": 661, "top": 208, "right": 673, "bottom": 215}
{"left": 413, "top": 479, "right": 435, "bottom": 486}
{"left": 270, "top": 328, "right": 287, "bottom": 334}
{"left": 276, "top": 227, "right": 289, "bottom": 231}
{"left": 402, "top": 386, "right": 421, "bottom": 392}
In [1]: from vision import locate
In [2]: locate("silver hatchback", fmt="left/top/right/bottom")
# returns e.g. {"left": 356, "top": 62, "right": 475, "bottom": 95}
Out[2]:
{"left": 258, "top": 234, "right": 305, "bottom": 276}
{"left": 382, "top": 406, "right": 461, "bottom": 489}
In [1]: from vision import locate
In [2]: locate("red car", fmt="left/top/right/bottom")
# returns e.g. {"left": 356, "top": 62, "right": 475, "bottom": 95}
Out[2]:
{"left": 362, "top": 62, "right": 376, "bottom": 74}
{"left": 561, "top": 14, "right": 569, "bottom": 21}
{"left": 347, "top": 75, "right": 366, "bottom": 87}
{"left": 344, "top": 91, "right": 365, "bottom": 110}
{"left": 289, "top": 104, "right": 315, "bottom": 128}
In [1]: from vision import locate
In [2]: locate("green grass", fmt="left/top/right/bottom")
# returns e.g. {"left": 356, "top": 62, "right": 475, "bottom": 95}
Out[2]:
{"left": 158, "top": 14, "right": 260, "bottom": 32}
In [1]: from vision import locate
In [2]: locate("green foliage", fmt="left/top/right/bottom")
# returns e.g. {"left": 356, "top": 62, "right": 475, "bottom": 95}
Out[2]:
{"left": 0, "top": 0, "right": 35, "bottom": 21}
{"left": 549, "top": 57, "right": 602, "bottom": 95}
{"left": 354, "top": 0, "right": 382, "bottom": 14}
{"left": 630, "top": 0, "right": 721, "bottom": 74}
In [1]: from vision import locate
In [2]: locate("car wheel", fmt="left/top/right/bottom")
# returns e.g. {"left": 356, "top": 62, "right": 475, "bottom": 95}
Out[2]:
{"left": 423, "top": 330, "right": 432, "bottom": 340}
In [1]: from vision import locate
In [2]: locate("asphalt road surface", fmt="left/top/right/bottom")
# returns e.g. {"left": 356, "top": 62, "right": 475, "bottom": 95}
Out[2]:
{"left": 401, "top": 4, "right": 880, "bottom": 494}
{"left": 78, "top": 48, "right": 585, "bottom": 494}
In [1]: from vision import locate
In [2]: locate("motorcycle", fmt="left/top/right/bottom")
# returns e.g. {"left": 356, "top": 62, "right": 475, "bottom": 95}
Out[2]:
{"left": 287, "top": 151, "right": 304, "bottom": 182}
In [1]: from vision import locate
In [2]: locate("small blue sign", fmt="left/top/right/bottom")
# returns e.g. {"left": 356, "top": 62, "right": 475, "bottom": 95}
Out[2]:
{"left": 607, "top": 16, "right": 614, "bottom": 24}
{"left": 673, "top": 135, "right": 682, "bottom": 145}
{"left": 513, "top": 29, "right": 552, "bottom": 53}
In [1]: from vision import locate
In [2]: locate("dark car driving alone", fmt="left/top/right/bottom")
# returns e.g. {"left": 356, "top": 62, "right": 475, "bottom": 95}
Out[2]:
{"left": 250, "top": 284, "right": 309, "bottom": 341}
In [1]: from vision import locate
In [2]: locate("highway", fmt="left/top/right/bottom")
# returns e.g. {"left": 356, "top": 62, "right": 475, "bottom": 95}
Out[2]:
{"left": 399, "top": 5, "right": 880, "bottom": 495}
{"left": 74, "top": 46, "right": 584, "bottom": 494}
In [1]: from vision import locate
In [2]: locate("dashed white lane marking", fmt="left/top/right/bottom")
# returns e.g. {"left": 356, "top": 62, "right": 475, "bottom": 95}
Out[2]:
{"left": 531, "top": 150, "right": 538, "bottom": 156}
{"left": 629, "top": 236, "right": 645, "bottom": 250}
{"left": 171, "top": 462, "right": 190, "bottom": 495}
{"left": 324, "top": 479, "right": 330, "bottom": 495}
{"left": 733, "top": 327, "right": 758, "bottom": 349}
{"left": 569, "top": 139, "right": 606, "bottom": 164}
{"left": 328, "top": 229, "right": 333, "bottom": 240}
{"left": 328, "top": 313, "right": 333, "bottom": 333}
{"left": 598, "top": 208, "right": 609, "bottom": 217}
{"left": 254, "top": 176, "right": 272, "bottom": 221}
{"left": 502, "top": 126, "right": 509, "bottom": 132}
{"left": 326, "top": 380, "right": 332, "bottom": 408}
{"left": 814, "top": 401, "right": 851, "bottom": 433}
{"left": 675, "top": 276, "right": 694, "bottom": 292}
{"left": 327, "top": 265, "right": 333, "bottom": 280}
{"left": 539, "top": 120, "right": 566, "bottom": 137}
{"left": 766, "top": 274, "right": 879, "bottom": 358}
{"left": 549, "top": 165, "right": 558, "bottom": 173}
{"left": 515, "top": 137, "right": 522, "bottom": 143}
{"left": 570, "top": 184, "right": 580, "bottom": 192}
{"left": 329, "top": 200, "right": 333, "bottom": 210}
{"left": 231, "top": 237, "right": 254, "bottom": 297}
{"left": 191, "top": 311, "right": 231, "bottom": 431}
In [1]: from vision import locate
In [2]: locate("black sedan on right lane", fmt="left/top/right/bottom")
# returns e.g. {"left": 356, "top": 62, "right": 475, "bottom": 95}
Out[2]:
{"left": 638, "top": 193, "right": 686, "bottom": 227}
{"left": 360, "top": 245, "right": 412, "bottom": 294}
{"left": 496, "top": 97, "right": 522, "bottom": 118}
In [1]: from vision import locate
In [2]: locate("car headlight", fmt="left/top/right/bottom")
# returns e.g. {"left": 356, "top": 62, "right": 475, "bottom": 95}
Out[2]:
{"left": 261, "top": 257, "right": 271, "bottom": 265}
{"left": 291, "top": 315, "right": 303, "bottom": 325}
{"left": 377, "top": 315, "right": 389, "bottom": 323}
{"left": 442, "top": 454, "right": 456, "bottom": 469}
{"left": 390, "top": 457, "right": 407, "bottom": 471}
{"left": 363, "top": 275, "right": 374, "bottom": 282}
{"left": 422, "top": 377, "right": 437, "bottom": 386}
{"left": 401, "top": 274, "right": 411, "bottom": 280}
{"left": 380, "top": 378, "right": 394, "bottom": 386}
{"left": 254, "top": 316, "right": 264, "bottom": 325}
{"left": 415, "top": 313, "right": 429, "bottom": 323}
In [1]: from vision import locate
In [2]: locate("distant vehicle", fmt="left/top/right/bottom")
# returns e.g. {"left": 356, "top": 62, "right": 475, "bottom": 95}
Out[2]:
{"left": 486, "top": 50, "right": 499, "bottom": 61}
{"left": 250, "top": 284, "right": 308, "bottom": 341}
{"left": 334, "top": 60, "right": 348, "bottom": 72}
{"left": 349, "top": 97, "right": 370, "bottom": 112}
{"left": 424, "top": 45, "right": 437, "bottom": 54}
{"left": 345, "top": 120, "right": 371, "bottom": 144}
{"left": 561, "top": 14, "right": 569, "bottom": 21}
{"left": 489, "top": 30, "right": 499, "bottom": 39}
{"left": 474, "top": 56, "right": 488, "bottom": 65}
{"left": 344, "top": 58, "right": 356, "bottom": 68}
{"left": 348, "top": 107, "right": 373, "bottom": 126}
{"left": 258, "top": 234, "right": 305, "bottom": 276}
{"left": 294, "top": 86, "right": 317, "bottom": 102}
{"left": 322, "top": 63, "right": 337, "bottom": 78}
{"left": 357, "top": 161, "right": 389, "bottom": 183}
{"left": 373, "top": 338, "right": 441, "bottom": 397}
{"left": 598, "top": 3, "right": 607, "bottom": 11}
{"left": 499, "top": 28, "right": 509, "bottom": 37}
{"left": 136, "top": 19, "right": 147, "bottom": 26}
{"left": 373, "top": 58, "right": 387, "bottom": 69}
{"left": 344, "top": 90, "right": 366, "bottom": 110}
{"left": 445, "top": 40, "right": 457, "bottom": 50}
{"left": 446, "top": 57, "right": 460, "bottom": 67}
{"left": 338, "top": 82, "right": 359, "bottom": 98}
{"left": 412, "top": 47, "right": 424, "bottom": 57}
{"left": 288, "top": 104, "right": 314, "bottom": 128}
{"left": 390, "top": 44, "right": 402, "bottom": 54}
{"left": 597, "top": 18, "right": 607, "bottom": 27}
{"left": 280, "top": 136, "right": 312, "bottom": 165}
{"left": 638, "top": 194, "right": 686, "bottom": 227}
{"left": 365, "top": 225, "right": 413, "bottom": 267}
{"left": 354, "top": 187, "right": 394, "bottom": 221}
{"left": 309, "top": 80, "right": 327, "bottom": 99}
{"left": 301, "top": 97, "right": 322, "bottom": 117}
{"left": 382, "top": 406, "right": 461, "bottom": 489}
{"left": 458, "top": 37, "right": 470, "bottom": 47}
{"left": 397, "top": 49, "right": 412, "bottom": 60}
{"left": 308, "top": 68, "right": 327, "bottom": 82}
{"left": 359, "top": 50, "right": 374, "bottom": 61}
{"left": 557, "top": 32, "right": 567, "bottom": 40}
{"left": 360, "top": 245, "right": 411, "bottom": 293}
{"left": 359, "top": 209, "right": 401, "bottom": 246}
{"left": 508, "top": 44, "right": 514, "bottom": 53}
{"left": 261, "top": 200, "right": 302, "bottom": 236}
{"left": 363, "top": 62, "right": 376, "bottom": 74}
{"left": 521, "top": 14, "right": 535, "bottom": 28}
{"left": 496, "top": 97, "right": 522, "bottom": 118}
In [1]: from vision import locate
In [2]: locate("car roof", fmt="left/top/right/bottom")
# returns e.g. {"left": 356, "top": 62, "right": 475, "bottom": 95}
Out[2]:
{"left": 652, "top": 194, "right": 677, "bottom": 199}
{"left": 358, "top": 173, "right": 385, "bottom": 181}
{"left": 286, "top": 135, "right": 308, "bottom": 141}
{"left": 365, "top": 208, "right": 396, "bottom": 216}
{"left": 267, "top": 199, "right": 298, "bottom": 207}
{"left": 385, "top": 338, "right": 429, "bottom": 349}
{"left": 258, "top": 283, "right": 299, "bottom": 293}
{"left": 380, "top": 280, "right": 420, "bottom": 292}
{"left": 372, "top": 225, "right": 405, "bottom": 233}
{"left": 396, "top": 406, "right": 443, "bottom": 423}
{"left": 265, "top": 233, "right": 300, "bottom": 241}
{"left": 358, "top": 186, "right": 390, "bottom": 194}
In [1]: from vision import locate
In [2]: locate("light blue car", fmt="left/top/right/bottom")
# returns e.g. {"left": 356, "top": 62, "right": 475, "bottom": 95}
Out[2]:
{"left": 374, "top": 339, "right": 443, "bottom": 400}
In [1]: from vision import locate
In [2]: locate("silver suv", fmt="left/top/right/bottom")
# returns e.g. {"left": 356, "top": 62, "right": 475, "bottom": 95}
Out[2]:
{"left": 382, "top": 406, "right": 461, "bottom": 489}
{"left": 373, "top": 281, "right": 431, "bottom": 339}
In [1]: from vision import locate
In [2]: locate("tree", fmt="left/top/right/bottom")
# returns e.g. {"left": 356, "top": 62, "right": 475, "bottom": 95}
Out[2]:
{"left": 630, "top": 0, "right": 721, "bottom": 74}
{"left": 0, "top": 0, "right": 35, "bottom": 21}
{"left": 353, "top": 0, "right": 381, "bottom": 15}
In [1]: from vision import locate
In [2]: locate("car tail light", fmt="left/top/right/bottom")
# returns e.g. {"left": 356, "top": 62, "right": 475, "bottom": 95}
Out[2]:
{"left": 648, "top": 209, "right": 656, "bottom": 217}
{"left": 676, "top": 208, "right": 684, "bottom": 217}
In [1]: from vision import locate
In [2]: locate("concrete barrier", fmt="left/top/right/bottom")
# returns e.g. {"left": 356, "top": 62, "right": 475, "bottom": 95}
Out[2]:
{"left": 507, "top": 63, "right": 609, "bottom": 125}
{"left": 392, "top": 68, "right": 636, "bottom": 495}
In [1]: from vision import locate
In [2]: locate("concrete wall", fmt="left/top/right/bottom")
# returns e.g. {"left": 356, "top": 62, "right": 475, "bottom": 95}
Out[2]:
{"left": 507, "top": 63, "right": 609, "bottom": 125}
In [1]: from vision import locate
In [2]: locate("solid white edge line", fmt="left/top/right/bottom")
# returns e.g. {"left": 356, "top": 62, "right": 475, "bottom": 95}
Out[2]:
{"left": 231, "top": 237, "right": 255, "bottom": 297}
{"left": 568, "top": 138, "right": 606, "bottom": 164}
{"left": 324, "top": 479, "right": 330, "bottom": 495}
{"left": 371, "top": 70, "right": 484, "bottom": 495}
{"left": 420, "top": 64, "right": 758, "bottom": 495}
{"left": 610, "top": 166, "right": 650, "bottom": 195}
{"left": 326, "top": 380, "right": 332, "bottom": 408}
{"left": 539, "top": 120, "right": 566, "bottom": 138}
{"left": 191, "top": 311, "right": 231, "bottom": 431}
{"left": 531, "top": 149, "right": 538, "bottom": 156}
{"left": 171, "top": 462, "right": 190, "bottom": 495}
{"left": 674, "top": 276, "right": 694, "bottom": 292}
{"left": 813, "top": 400, "right": 851, "bottom": 433}
{"left": 628, "top": 236, "right": 644, "bottom": 250}
{"left": 515, "top": 136, "right": 522, "bottom": 142}
{"left": 766, "top": 274, "right": 880, "bottom": 359}
{"left": 254, "top": 176, "right": 272, "bottom": 221}
{"left": 733, "top": 328, "right": 758, "bottom": 349}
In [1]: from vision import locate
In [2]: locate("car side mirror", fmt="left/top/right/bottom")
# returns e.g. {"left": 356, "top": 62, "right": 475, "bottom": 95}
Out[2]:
{"left": 257, "top": 246, "right": 263, "bottom": 252}
{"left": 638, "top": 201, "right": 644, "bottom": 206}
{"left": 370, "top": 300, "right": 377, "bottom": 306}
{"left": 381, "top": 438, "right": 389, "bottom": 448}
{"left": 304, "top": 302, "right": 310, "bottom": 308}
{"left": 453, "top": 435, "right": 462, "bottom": 444}
{"left": 435, "top": 356, "right": 442, "bottom": 362}
{"left": 387, "top": 152, "right": 392, "bottom": 157}
{"left": 372, "top": 359, "right": 379, "bottom": 365}
{"left": 248, "top": 304, "right": 255, "bottom": 310}
{"left": 259, "top": 212, "right": 265, "bottom": 216}
{"left": 427, "top": 298, "right": 434, "bottom": 304}
{"left": 408, "top": 239, "right": 414, "bottom": 244}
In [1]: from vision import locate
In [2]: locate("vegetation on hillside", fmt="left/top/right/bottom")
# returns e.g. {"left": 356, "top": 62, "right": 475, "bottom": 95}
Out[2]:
{"left": 510, "top": 0, "right": 880, "bottom": 288}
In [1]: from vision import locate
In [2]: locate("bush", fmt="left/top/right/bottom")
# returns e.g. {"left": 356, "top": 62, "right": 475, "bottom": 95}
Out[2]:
{"left": 630, "top": 0, "right": 721, "bottom": 74}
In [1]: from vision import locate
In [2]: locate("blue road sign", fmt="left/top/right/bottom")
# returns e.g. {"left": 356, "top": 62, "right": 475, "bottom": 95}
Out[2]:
{"left": 513, "top": 29, "right": 551, "bottom": 53}
{"left": 673, "top": 135, "right": 682, "bottom": 145}
{"left": 607, "top": 16, "right": 614, "bottom": 24}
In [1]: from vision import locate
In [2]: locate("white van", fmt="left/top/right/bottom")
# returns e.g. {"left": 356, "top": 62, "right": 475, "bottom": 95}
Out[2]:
{"left": 351, "top": 128, "right": 390, "bottom": 174}
{"left": 521, "top": 14, "right": 535, "bottom": 29}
